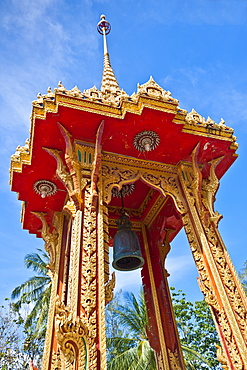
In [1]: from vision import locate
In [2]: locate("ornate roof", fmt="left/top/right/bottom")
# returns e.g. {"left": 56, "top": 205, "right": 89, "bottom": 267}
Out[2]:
{"left": 10, "top": 15, "right": 238, "bottom": 237}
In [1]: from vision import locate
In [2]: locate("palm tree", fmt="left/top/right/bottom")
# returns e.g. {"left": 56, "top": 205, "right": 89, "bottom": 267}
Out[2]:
{"left": 11, "top": 248, "right": 51, "bottom": 334}
{"left": 106, "top": 290, "right": 156, "bottom": 370}
{"left": 106, "top": 290, "right": 213, "bottom": 370}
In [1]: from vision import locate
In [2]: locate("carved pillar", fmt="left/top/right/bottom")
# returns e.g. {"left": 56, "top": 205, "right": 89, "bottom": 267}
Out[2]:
{"left": 40, "top": 123, "right": 108, "bottom": 369}
{"left": 41, "top": 184, "right": 107, "bottom": 370}
{"left": 41, "top": 212, "right": 66, "bottom": 370}
{"left": 141, "top": 209, "right": 186, "bottom": 370}
{"left": 178, "top": 158, "right": 247, "bottom": 370}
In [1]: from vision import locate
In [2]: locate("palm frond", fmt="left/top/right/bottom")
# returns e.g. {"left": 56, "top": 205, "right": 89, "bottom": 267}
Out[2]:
{"left": 181, "top": 344, "right": 212, "bottom": 368}
{"left": 11, "top": 276, "right": 50, "bottom": 301}
{"left": 11, "top": 249, "right": 51, "bottom": 334}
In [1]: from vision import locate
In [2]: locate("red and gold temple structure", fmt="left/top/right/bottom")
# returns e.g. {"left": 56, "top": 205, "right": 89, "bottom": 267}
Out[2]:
{"left": 10, "top": 15, "right": 247, "bottom": 370}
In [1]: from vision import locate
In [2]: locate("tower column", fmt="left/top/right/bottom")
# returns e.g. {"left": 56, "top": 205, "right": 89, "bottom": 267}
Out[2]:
{"left": 37, "top": 122, "right": 109, "bottom": 370}
{"left": 141, "top": 220, "right": 186, "bottom": 370}
{"left": 178, "top": 157, "right": 247, "bottom": 370}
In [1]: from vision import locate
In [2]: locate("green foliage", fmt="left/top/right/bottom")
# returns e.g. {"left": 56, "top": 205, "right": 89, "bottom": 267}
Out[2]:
{"left": 170, "top": 288, "right": 220, "bottom": 369}
{"left": 0, "top": 302, "right": 28, "bottom": 369}
{"left": 239, "top": 261, "right": 247, "bottom": 294}
{"left": 0, "top": 301, "right": 44, "bottom": 369}
{"left": 106, "top": 290, "right": 156, "bottom": 369}
{"left": 106, "top": 288, "right": 220, "bottom": 370}
{"left": 8, "top": 248, "right": 51, "bottom": 367}
{"left": 11, "top": 248, "right": 51, "bottom": 335}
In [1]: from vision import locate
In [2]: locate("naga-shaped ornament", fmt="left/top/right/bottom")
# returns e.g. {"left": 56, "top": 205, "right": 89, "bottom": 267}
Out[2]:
{"left": 31, "top": 211, "right": 58, "bottom": 273}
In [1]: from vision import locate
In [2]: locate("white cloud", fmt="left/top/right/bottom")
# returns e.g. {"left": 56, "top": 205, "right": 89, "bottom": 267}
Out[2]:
{"left": 166, "top": 254, "right": 194, "bottom": 279}
{"left": 115, "top": 269, "right": 142, "bottom": 293}
{"left": 160, "top": 64, "right": 247, "bottom": 133}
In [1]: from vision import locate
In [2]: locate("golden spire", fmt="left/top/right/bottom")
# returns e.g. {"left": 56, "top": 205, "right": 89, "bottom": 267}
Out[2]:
{"left": 97, "top": 15, "right": 121, "bottom": 96}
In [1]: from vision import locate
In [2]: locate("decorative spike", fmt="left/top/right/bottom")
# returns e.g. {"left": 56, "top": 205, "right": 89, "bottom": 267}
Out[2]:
{"left": 97, "top": 15, "right": 121, "bottom": 96}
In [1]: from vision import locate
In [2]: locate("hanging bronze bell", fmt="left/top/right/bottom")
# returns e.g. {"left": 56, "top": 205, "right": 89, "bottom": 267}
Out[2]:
{"left": 112, "top": 213, "right": 145, "bottom": 271}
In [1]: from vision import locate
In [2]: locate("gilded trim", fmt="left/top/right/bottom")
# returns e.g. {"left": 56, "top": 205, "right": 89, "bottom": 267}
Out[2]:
{"left": 42, "top": 213, "right": 64, "bottom": 370}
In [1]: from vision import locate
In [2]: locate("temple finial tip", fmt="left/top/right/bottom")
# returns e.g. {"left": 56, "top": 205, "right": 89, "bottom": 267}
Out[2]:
{"left": 97, "top": 14, "right": 111, "bottom": 35}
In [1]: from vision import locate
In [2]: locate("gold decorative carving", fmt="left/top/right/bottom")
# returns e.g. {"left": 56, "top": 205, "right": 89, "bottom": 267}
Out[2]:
{"left": 143, "top": 195, "right": 167, "bottom": 228}
{"left": 51, "top": 349, "right": 62, "bottom": 370}
{"left": 31, "top": 211, "right": 58, "bottom": 272}
{"left": 108, "top": 187, "right": 156, "bottom": 218}
{"left": 215, "top": 344, "right": 229, "bottom": 370}
{"left": 47, "top": 181, "right": 107, "bottom": 370}
{"left": 178, "top": 160, "right": 247, "bottom": 368}
{"left": 80, "top": 186, "right": 98, "bottom": 368}
{"left": 43, "top": 147, "right": 74, "bottom": 193}
{"left": 32, "top": 92, "right": 44, "bottom": 107}
{"left": 108, "top": 218, "right": 142, "bottom": 231}
{"left": 185, "top": 108, "right": 206, "bottom": 126}
{"left": 102, "top": 164, "right": 140, "bottom": 204}
{"left": 55, "top": 297, "right": 88, "bottom": 369}
{"left": 101, "top": 58, "right": 120, "bottom": 97}
{"left": 135, "top": 76, "right": 178, "bottom": 104}
{"left": 11, "top": 138, "right": 30, "bottom": 161}
{"left": 42, "top": 213, "right": 64, "bottom": 370}
{"left": 63, "top": 199, "right": 77, "bottom": 218}
{"left": 54, "top": 81, "right": 67, "bottom": 93}
{"left": 185, "top": 109, "right": 234, "bottom": 134}
{"left": 10, "top": 139, "right": 31, "bottom": 178}
{"left": 102, "top": 151, "right": 177, "bottom": 174}
{"left": 67, "top": 210, "right": 82, "bottom": 316}
{"left": 58, "top": 123, "right": 87, "bottom": 209}
{"left": 182, "top": 145, "right": 223, "bottom": 227}
{"left": 84, "top": 85, "right": 102, "bottom": 100}
{"left": 202, "top": 157, "right": 223, "bottom": 226}
{"left": 97, "top": 183, "right": 108, "bottom": 369}
{"left": 105, "top": 272, "right": 115, "bottom": 305}
{"left": 43, "top": 146, "right": 85, "bottom": 211}
{"left": 68, "top": 85, "right": 84, "bottom": 98}
{"left": 108, "top": 205, "right": 142, "bottom": 218}
{"left": 155, "top": 352, "right": 165, "bottom": 370}
{"left": 102, "top": 162, "right": 185, "bottom": 215}
{"left": 100, "top": 201, "right": 110, "bottom": 283}
{"left": 141, "top": 172, "right": 184, "bottom": 213}
{"left": 168, "top": 349, "right": 182, "bottom": 370}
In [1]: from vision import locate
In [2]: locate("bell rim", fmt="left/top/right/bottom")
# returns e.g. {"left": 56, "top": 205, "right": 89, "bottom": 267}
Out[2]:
{"left": 112, "top": 254, "right": 145, "bottom": 271}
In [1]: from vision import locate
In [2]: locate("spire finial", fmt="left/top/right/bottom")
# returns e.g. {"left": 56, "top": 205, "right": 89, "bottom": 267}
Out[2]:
{"left": 97, "top": 14, "right": 111, "bottom": 55}
{"left": 97, "top": 15, "right": 120, "bottom": 96}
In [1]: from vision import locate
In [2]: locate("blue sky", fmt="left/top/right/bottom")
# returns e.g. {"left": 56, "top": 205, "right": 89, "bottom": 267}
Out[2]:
{"left": 0, "top": 0, "right": 247, "bottom": 303}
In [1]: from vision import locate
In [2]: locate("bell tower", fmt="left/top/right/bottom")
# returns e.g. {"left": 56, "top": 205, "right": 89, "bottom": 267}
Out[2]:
{"left": 10, "top": 15, "right": 247, "bottom": 370}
